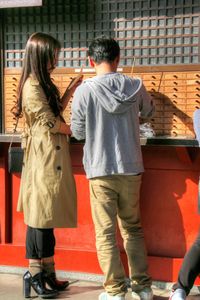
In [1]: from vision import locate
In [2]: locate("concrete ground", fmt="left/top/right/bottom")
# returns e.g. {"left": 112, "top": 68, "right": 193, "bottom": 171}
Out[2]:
{"left": 0, "top": 266, "right": 200, "bottom": 300}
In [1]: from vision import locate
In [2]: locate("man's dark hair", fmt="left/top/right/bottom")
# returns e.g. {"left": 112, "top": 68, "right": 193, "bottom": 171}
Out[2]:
{"left": 88, "top": 36, "right": 120, "bottom": 64}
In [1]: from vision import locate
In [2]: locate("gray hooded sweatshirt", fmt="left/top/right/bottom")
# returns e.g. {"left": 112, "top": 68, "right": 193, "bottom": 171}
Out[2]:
{"left": 71, "top": 72, "right": 154, "bottom": 179}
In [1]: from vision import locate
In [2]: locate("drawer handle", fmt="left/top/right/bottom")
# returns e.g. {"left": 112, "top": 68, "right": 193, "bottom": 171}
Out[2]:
{"left": 196, "top": 94, "right": 200, "bottom": 97}
{"left": 173, "top": 75, "right": 178, "bottom": 79}
{"left": 173, "top": 94, "right": 177, "bottom": 97}
{"left": 173, "top": 81, "right": 178, "bottom": 85}
{"left": 196, "top": 80, "right": 200, "bottom": 84}
{"left": 196, "top": 74, "right": 200, "bottom": 78}
{"left": 12, "top": 77, "right": 17, "bottom": 81}
{"left": 172, "top": 131, "right": 177, "bottom": 136}
{"left": 173, "top": 88, "right": 178, "bottom": 91}
{"left": 152, "top": 75, "right": 156, "bottom": 79}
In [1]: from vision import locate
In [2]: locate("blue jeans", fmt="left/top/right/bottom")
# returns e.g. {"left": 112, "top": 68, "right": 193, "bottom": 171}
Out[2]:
{"left": 173, "top": 230, "right": 200, "bottom": 295}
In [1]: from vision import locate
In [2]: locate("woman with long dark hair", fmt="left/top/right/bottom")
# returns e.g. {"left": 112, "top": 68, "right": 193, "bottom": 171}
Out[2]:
{"left": 12, "top": 32, "right": 81, "bottom": 298}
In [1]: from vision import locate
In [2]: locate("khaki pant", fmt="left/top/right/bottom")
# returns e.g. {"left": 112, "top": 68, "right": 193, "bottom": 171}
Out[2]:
{"left": 89, "top": 175, "right": 152, "bottom": 296}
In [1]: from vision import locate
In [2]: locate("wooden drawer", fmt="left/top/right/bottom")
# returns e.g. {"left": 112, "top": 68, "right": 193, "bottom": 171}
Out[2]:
{"left": 186, "top": 104, "right": 200, "bottom": 110}
{"left": 171, "top": 99, "right": 187, "bottom": 105}
{"left": 139, "top": 73, "right": 162, "bottom": 80}
{"left": 163, "top": 73, "right": 187, "bottom": 80}
{"left": 186, "top": 92, "right": 200, "bottom": 100}
{"left": 149, "top": 117, "right": 164, "bottom": 123}
{"left": 4, "top": 82, "right": 18, "bottom": 89}
{"left": 160, "top": 86, "right": 186, "bottom": 92}
{"left": 168, "top": 124, "right": 187, "bottom": 131}
{"left": 143, "top": 80, "right": 162, "bottom": 88}
{"left": 163, "top": 104, "right": 186, "bottom": 111}
{"left": 4, "top": 75, "right": 20, "bottom": 83}
{"left": 162, "top": 92, "right": 187, "bottom": 99}
{"left": 186, "top": 72, "right": 200, "bottom": 79}
{"left": 161, "top": 80, "right": 187, "bottom": 87}
{"left": 186, "top": 79, "right": 200, "bottom": 86}
{"left": 186, "top": 85, "right": 200, "bottom": 92}
{"left": 166, "top": 129, "right": 187, "bottom": 137}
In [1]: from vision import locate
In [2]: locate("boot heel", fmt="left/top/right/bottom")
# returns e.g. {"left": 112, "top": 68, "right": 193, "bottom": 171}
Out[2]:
{"left": 23, "top": 271, "right": 58, "bottom": 298}
{"left": 23, "top": 273, "right": 31, "bottom": 298}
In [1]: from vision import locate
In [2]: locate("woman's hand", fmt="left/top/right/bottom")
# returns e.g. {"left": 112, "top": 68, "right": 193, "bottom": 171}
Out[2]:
{"left": 67, "top": 74, "right": 83, "bottom": 92}
{"left": 61, "top": 74, "right": 83, "bottom": 110}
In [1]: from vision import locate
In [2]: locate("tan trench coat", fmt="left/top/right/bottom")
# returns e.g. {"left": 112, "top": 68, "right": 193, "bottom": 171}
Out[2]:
{"left": 17, "top": 77, "right": 77, "bottom": 228}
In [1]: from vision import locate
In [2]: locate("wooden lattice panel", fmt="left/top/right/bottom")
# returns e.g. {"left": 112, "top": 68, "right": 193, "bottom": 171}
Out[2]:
{"left": 3, "top": 0, "right": 200, "bottom": 68}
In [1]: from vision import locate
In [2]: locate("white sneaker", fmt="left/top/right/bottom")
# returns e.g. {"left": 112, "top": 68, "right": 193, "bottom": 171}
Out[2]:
{"left": 169, "top": 289, "right": 186, "bottom": 300}
{"left": 132, "top": 287, "right": 153, "bottom": 300}
{"left": 99, "top": 292, "right": 125, "bottom": 300}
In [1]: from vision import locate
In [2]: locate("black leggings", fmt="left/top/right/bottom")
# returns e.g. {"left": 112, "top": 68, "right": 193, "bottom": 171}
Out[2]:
{"left": 26, "top": 226, "right": 55, "bottom": 259}
{"left": 173, "top": 230, "right": 200, "bottom": 295}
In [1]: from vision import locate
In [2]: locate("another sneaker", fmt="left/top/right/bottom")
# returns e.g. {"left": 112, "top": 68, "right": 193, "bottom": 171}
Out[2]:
{"left": 169, "top": 288, "right": 186, "bottom": 300}
{"left": 99, "top": 292, "right": 125, "bottom": 300}
{"left": 132, "top": 287, "right": 153, "bottom": 300}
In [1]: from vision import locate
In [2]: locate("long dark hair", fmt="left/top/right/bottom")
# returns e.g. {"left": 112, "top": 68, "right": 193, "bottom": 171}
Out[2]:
{"left": 12, "top": 32, "right": 61, "bottom": 118}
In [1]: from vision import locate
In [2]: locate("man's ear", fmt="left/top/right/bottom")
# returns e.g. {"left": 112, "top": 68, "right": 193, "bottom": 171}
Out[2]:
{"left": 115, "top": 55, "right": 120, "bottom": 65}
{"left": 88, "top": 56, "right": 95, "bottom": 68}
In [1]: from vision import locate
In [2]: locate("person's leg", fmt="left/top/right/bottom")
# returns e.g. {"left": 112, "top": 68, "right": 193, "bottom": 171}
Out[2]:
{"left": 31, "top": 228, "right": 69, "bottom": 291}
{"left": 171, "top": 231, "right": 200, "bottom": 298}
{"left": 24, "top": 226, "right": 58, "bottom": 298}
{"left": 36, "top": 227, "right": 55, "bottom": 272}
{"left": 117, "top": 175, "right": 152, "bottom": 300}
{"left": 26, "top": 226, "right": 42, "bottom": 275}
{"left": 27, "top": 227, "right": 55, "bottom": 276}
{"left": 89, "top": 176, "right": 127, "bottom": 298}
{"left": 42, "top": 256, "right": 69, "bottom": 291}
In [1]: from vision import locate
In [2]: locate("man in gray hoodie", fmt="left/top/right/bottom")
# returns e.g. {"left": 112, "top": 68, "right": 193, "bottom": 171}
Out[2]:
{"left": 71, "top": 36, "right": 154, "bottom": 300}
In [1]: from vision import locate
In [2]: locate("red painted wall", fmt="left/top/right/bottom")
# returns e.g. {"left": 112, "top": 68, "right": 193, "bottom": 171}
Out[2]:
{"left": 0, "top": 143, "right": 200, "bottom": 283}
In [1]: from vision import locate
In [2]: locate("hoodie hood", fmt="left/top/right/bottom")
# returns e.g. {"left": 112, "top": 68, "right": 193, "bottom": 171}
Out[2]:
{"left": 84, "top": 73, "right": 142, "bottom": 114}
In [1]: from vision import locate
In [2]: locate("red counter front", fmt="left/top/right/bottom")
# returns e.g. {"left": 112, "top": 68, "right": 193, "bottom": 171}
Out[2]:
{"left": 0, "top": 142, "right": 200, "bottom": 283}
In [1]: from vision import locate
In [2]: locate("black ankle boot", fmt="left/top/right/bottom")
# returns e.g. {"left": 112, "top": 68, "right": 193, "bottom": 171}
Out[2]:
{"left": 45, "top": 272, "right": 69, "bottom": 291}
{"left": 23, "top": 271, "right": 58, "bottom": 298}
